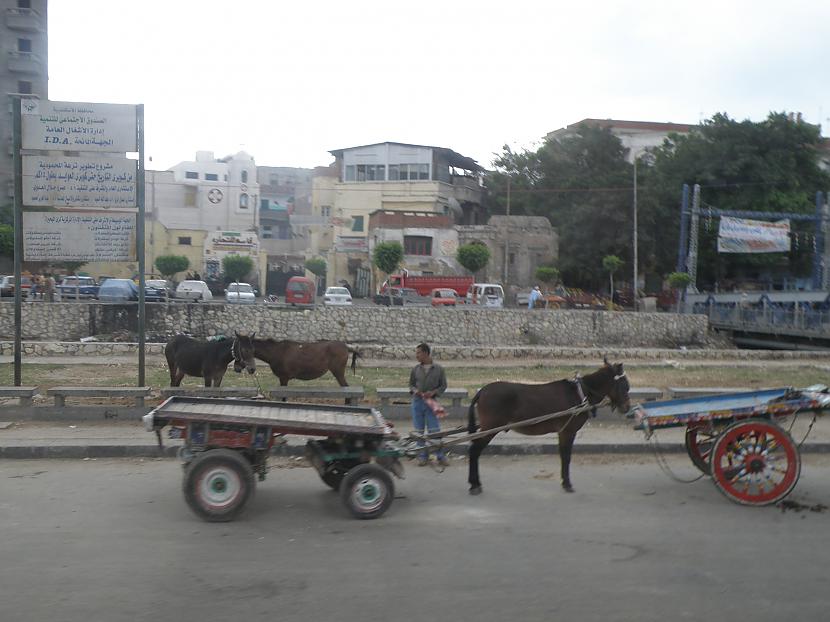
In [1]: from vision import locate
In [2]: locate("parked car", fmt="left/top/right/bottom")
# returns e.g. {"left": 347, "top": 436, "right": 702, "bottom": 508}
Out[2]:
{"left": 225, "top": 282, "right": 256, "bottom": 304}
{"left": 145, "top": 279, "right": 174, "bottom": 302}
{"left": 323, "top": 286, "right": 353, "bottom": 306}
{"left": 57, "top": 276, "right": 99, "bottom": 300}
{"left": 0, "top": 276, "right": 14, "bottom": 297}
{"left": 285, "top": 276, "right": 315, "bottom": 305}
{"left": 175, "top": 280, "right": 213, "bottom": 302}
{"left": 430, "top": 288, "right": 461, "bottom": 306}
{"left": 97, "top": 278, "right": 139, "bottom": 302}
{"left": 373, "top": 287, "right": 425, "bottom": 306}
{"left": 466, "top": 283, "right": 505, "bottom": 308}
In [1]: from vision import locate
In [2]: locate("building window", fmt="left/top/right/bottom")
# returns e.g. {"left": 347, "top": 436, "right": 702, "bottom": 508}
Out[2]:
{"left": 185, "top": 171, "right": 199, "bottom": 180}
{"left": 17, "top": 38, "right": 32, "bottom": 53}
{"left": 351, "top": 215, "right": 364, "bottom": 232}
{"left": 178, "top": 236, "right": 192, "bottom": 245}
{"left": 509, "top": 252, "right": 516, "bottom": 265}
{"left": 321, "top": 206, "right": 331, "bottom": 219}
{"left": 262, "top": 225, "right": 273, "bottom": 239}
{"left": 345, "top": 165, "right": 355, "bottom": 181}
{"left": 18, "top": 0, "right": 31, "bottom": 8}
{"left": 17, "top": 81, "right": 32, "bottom": 95}
{"left": 269, "top": 174, "right": 280, "bottom": 185}
{"left": 241, "top": 170, "right": 248, "bottom": 184}
{"left": 240, "top": 193, "right": 249, "bottom": 209}
{"left": 404, "top": 235, "right": 432, "bottom": 256}
{"left": 388, "top": 163, "right": 429, "bottom": 181}
{"left": 260, "top": 198, "right": 269, "bottom": 209}
{"left": 205, "top": 173, "right": 218, "bottom": 181}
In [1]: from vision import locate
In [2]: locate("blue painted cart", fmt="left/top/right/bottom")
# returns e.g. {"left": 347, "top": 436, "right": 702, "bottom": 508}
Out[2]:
{"left": 630, "top": 387, "right": 830, "bottom": 505}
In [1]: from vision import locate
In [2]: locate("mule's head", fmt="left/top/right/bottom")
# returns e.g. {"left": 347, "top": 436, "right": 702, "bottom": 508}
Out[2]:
{"left": 232, "top": 331, "right": 257, "bottom": 374}
{"left": 603, "top": 358, "right": 631, "bottom": 414}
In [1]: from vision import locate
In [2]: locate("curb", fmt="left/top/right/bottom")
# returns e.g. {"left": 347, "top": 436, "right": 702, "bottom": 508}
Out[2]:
{"left": 3, "top": 442, "right": 830, "bottom": 459}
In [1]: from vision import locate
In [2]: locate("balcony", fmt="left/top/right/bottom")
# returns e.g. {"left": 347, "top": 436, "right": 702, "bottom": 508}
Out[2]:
{"left": 451, "top": 175, "right": 482, "bottom": 204}
{"left": 8, "top": 51, "right": 43, "bottom": 74}
{"left": 6, "top": 8, "right": 42, "bottom": 31}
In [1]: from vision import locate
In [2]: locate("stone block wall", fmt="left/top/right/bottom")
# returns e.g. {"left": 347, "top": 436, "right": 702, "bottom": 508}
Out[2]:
{"left": 0, "top": 302, "right": 718, "bottom": 348}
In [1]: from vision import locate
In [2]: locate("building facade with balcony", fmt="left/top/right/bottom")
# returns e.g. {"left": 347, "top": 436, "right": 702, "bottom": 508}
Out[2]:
{"left": 1, "top": 0, "right": 48, "bottom": 202}
{"left": 315, "top": 142, "right": 484, "bottom": 292}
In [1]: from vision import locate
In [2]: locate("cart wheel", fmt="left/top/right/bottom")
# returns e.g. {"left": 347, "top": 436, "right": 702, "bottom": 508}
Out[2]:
{"left": 183, "top": 449, "right": 255, "bottom": 522}
{"left": 685, "top": 422, "right": 723, "bottom": 475}
{"left": 319, "top": 460, "right": 360, "bottom": 490}
{"left": 340, "top": 463, "right": 394, "bottom": 520}
{"left": 710, "top": 419, "right": 800, "bottom": 506}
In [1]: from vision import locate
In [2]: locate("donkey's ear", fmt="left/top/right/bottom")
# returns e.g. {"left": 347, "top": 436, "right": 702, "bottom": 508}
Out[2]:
{"left": 251, "top": 332, "right": 256, "bottom": 339}
{"left": 235, "top": 330, "right": 240, "bottom": 337}
{"left": 603, "top": 356, "right": 610, "bottom": 366}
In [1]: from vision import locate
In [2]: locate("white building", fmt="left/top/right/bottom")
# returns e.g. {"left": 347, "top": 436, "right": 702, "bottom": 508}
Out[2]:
{"left": 547, "top": 119, "right": 695, "bottom": 161}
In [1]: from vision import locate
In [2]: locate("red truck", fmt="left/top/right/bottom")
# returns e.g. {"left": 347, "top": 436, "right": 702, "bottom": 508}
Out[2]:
{"left": 381, "top": 273, "right": 473, "bottom": 297}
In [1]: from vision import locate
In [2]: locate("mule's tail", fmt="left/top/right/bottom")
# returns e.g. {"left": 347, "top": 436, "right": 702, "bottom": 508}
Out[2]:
{"left": 467, "top": 390, "right": 481, "bottom": 434}
{"left": 349, "top": 347, "right": 361, "bottom": 375}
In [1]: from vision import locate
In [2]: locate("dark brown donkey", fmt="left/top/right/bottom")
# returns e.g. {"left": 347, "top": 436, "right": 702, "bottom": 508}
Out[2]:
{"left": 165, "top": 332, "right": 257, "bottom": 387}
{"left": 467, "top": 360, "right": 630, "bottom": 495}
{"left": 252, "top": 339, "right": 360, "bottom": 386}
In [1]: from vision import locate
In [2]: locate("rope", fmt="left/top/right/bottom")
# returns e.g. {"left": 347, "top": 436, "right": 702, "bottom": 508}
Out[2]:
{"left": 647, "top": 430, "right": 705, "bottom": 484}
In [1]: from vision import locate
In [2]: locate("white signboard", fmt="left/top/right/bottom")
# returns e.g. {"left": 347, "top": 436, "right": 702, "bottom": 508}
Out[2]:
{"left": 22, "top": 155, "right": 136, "bottom": 209}
{"left": 23, "top": 212, "right": 136, "bottom": 262}
{"left": 717, "top": 216, "right": 791, "bottom": 253}
{"left": 21, "top": 99, "right": 137, "bottom": 152}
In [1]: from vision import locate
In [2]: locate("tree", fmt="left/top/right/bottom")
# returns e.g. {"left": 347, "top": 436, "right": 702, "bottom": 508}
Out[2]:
{"left": 0, "top": 224, "right": 12, "bottom": 258}
{"left": 456, "top": 243, "right": 490, "bottom": 277}
{"left": 155, "top": 255, "right": 189, "bottom": 281}
{"left": 667, "top": 272, "right": 693, "bottom": 312}
{"left": 372, "top": 242, "right": 403, "bottom": 305}
{"left": 602, "top": 255, "right": 624, "bottom": 299}
{"left": 535, "top": 265, "right": 560, "bottom": 289}
{"left": 304, "top": 257, "right": 327, "bottom": 278}
{"left": 223, "top": 254, "right": 254, "bottom": 283}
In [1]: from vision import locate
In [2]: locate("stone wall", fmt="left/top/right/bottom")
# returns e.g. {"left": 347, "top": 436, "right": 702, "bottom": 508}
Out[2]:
{"left": 0, "top": 301, "right": 720, "bottom": 348}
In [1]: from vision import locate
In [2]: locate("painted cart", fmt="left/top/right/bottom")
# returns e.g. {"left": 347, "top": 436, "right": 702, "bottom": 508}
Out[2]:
{"left": 143, "top": 396, "right": 405, "bottom": 522}
{"left": 630, "top": 386, "right": 830, "bottom": 505}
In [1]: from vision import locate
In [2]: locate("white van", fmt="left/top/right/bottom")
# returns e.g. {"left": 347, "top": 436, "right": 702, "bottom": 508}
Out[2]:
{"left": 466, "top": 283, "right": 505, "bottom": 308}
{"left": 175, "top": 280, "right": 213, "bottom": 302}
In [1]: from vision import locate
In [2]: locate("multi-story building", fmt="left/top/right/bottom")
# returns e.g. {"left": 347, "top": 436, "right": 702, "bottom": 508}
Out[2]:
{"left": 547, "top": 118, "right": 695, "bottom": 161}
{"left": 312, "top": 142, "right": 485, "bottom": 291}
{"left": 1, "top": 0, "right": 48, "bottom": 202}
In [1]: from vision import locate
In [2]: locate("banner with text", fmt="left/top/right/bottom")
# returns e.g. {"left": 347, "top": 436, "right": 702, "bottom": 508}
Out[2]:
{"left": 23, "top": 212, "right": 136, "bottom": 262}
{"left": 22, "top": 155, "right": 137, "bottom": 209}
{"left": 717, "top": 216, "right": 791, "bottom": 253}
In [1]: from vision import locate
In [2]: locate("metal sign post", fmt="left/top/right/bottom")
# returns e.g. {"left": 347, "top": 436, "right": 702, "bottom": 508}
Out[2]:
{"left": 12, "top": 98, "right": 23, "bottom": 386}
{"left": 137, "top": 105, "right": 146, "bottom": 386}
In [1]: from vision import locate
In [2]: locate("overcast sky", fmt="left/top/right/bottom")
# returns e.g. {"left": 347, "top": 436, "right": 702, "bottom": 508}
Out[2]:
{"left": 48, "top": 0, "right": 830, "bottom": 171}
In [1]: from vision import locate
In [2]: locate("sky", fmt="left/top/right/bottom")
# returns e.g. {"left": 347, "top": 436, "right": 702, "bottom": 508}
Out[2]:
{"left": 48, "top": 0, "right": 830, "bottom": 172}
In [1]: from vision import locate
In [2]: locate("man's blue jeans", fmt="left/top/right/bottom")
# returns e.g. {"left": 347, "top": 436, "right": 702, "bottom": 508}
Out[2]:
{"left": 411, "top": 396, "right": 446, "bottom": 460}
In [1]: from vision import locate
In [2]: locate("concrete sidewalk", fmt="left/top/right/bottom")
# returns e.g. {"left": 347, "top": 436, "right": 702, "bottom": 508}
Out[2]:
{"left": 2, "top": 416, "right": 829, "bottom": 459}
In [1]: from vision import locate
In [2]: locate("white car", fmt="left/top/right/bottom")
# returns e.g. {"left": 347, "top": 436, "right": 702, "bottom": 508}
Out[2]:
{"left": 225, "top": 282, "right": 256, "bottom": 304}
{"left": 323, "top": 286, "right": 353, "bottom": 306}
{"left": 175, "top": 280, "right": 213, "bottom": 302}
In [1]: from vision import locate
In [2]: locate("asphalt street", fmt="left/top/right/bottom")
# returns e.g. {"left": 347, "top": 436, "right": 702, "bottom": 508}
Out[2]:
{"left": 1, "top": 455, "right": 829, "bottom": 622}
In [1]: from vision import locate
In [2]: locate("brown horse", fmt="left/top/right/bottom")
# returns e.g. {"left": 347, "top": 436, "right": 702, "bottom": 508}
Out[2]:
{"left": 467, "top": 360, "right": 630, "bottom": 495}
{"left": 165, "top": 332, "right": 257, "bottom": 387}
{"left": 252, "top": 339, "right": 360, "bottom": 386}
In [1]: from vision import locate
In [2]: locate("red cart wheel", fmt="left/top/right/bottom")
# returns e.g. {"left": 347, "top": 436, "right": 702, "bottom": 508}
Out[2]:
{"left": 685, "top": 422, "right": 724, "bottom": 475}
{"left": 710, "top": 419, "right": 800, "bottom": 506}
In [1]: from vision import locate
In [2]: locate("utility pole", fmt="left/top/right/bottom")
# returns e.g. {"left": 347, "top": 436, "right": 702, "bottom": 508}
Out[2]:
{"left": 503, "top": 176, "right": 510, "bottom": 285}
{"left": 632, "top": 155, "right": 639, "bottom": 311}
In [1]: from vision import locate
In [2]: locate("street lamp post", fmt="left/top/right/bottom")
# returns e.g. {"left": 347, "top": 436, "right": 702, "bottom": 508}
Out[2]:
{"left": 633, "top": 154, "right": 639, "bottom": 311}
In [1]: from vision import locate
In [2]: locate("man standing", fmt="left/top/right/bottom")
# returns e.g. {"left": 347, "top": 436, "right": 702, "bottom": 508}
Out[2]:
{"left": 409, "top": 343, "right": 449, "bottom": 467}
{"left": 528, "top": 285, "right": 542, "bottom": 309}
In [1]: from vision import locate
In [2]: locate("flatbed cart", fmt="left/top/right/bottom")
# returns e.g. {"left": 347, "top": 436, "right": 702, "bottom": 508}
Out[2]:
{"left": 630, "top": 386, "right": 830, "bottom": 506}
{"left": 143, "top": 396, "right": 406, "bottom": 521}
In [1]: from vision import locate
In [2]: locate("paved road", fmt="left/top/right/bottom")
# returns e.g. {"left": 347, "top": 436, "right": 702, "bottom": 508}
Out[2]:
{"left": 2, "top": 455, "right": 829, "bottom": 622}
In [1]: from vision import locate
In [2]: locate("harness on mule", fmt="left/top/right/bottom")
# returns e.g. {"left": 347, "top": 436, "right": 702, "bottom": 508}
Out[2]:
{"left": 571, "top": 374, "right": 597, "bottom": 418}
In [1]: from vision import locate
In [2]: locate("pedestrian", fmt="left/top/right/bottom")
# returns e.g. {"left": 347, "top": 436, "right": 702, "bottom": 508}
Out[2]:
{"left": 193, "top": 271, "right": 201, "bottom": 281}
{"left": 409, "top": 342, "right": 449, "bottom": 467}
{"left": 29, "top": 275, "right": 40, "bottom": 301}
{"left": 45, "top": 273, "right": 55, "bottom": 302}
{"left": 528, "top": 285, "right": 542, "bottom": 309}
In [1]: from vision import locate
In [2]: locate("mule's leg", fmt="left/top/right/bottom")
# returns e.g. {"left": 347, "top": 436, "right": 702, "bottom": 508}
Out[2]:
{"left": 468, "top": 434, "right": 496, "bottom": 495}
{"left": 558, "top": 429, "right": 578, "bottom": 492}
{"left": 332, "top": 367, "right": 349, "bottom": 387}
{"left": 172, "top": 369, "right": 185, "bottom": 387}
{"left": 214, "top": 371, "right": 225, "bottom": 387}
